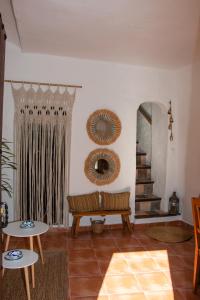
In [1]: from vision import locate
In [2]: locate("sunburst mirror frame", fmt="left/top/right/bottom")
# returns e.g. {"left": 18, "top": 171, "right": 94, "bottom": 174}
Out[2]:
{"left": 84, "top": 148, "right": 120, "bottom": 186}
{"left": 86, "top": 109, "right": 121, "bottom": 145}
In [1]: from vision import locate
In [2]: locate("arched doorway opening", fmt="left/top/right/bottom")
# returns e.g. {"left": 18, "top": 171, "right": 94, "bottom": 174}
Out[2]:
{"left": 135, "top": 102, "right": 168, "bottom": 218}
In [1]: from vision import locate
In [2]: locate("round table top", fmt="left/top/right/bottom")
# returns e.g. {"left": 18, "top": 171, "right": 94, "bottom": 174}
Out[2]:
{"left": 3, "top": 221, "right": 49, "bottom": 237}
{"left": 3, "top": 249, "right": 38, "bottom": 269}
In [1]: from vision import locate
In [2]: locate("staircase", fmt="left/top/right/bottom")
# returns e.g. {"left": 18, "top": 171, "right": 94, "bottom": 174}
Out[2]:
{"left": 135, "top": 142, "right": 168, "bottom": 219}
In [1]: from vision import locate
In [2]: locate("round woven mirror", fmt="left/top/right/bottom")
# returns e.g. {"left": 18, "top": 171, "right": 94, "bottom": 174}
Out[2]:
{"left": 84, "top": 148, "right": 120, "bottom": 185}
{"left": 86, "top": 109, "right": 121, "bottom": 145}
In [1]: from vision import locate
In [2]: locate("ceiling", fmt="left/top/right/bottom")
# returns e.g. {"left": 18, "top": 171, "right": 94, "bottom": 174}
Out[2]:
{"left": 0, "top": 0, "right": 200, "bottom": 69}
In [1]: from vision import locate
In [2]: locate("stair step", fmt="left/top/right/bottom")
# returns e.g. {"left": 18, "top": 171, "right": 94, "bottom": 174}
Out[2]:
{"left": 136, "top": 168, "right": 151, "bottom": 181}
{"left": 136, "top": 151, "right": 146, "bottom": 156}
{"left": 135, "top": 210, "right": 170, "bottom": 219}
{"left": 136, "top": 164, "right": 151, "bottom": 169}
{"left": 136, "top": 179, "right": 154, "bottom": 185}
{"left": 135, "top": 195, "right": 161, "bottom": 202}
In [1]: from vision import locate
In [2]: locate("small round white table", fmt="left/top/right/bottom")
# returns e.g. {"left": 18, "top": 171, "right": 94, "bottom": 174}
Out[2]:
{"left": 3, "top": 221, "right": 49, "bottom": 288}
{"left": 2, "top": 249, "right": 38, "bottom": 300}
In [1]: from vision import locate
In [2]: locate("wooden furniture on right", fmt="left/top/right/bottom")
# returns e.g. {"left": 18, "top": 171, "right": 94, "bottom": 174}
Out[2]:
{"left": 71, "top": 209, "right": 133, "bottom": 237}
{"left": 0, "top": 12, "right": 7, "bottom": 271}
{"left": 191, "top": 197, "right": 200, "bottom": 293}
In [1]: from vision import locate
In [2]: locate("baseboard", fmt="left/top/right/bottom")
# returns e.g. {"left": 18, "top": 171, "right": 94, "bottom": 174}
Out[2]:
{"left": 48, "top": 217, "right": 193, "bottom": 233}
{"left": 181, "top": 218, "right": 194, "bottom": 227}
{"left": 134, "top": 214, "right": 182, "bottom": 224}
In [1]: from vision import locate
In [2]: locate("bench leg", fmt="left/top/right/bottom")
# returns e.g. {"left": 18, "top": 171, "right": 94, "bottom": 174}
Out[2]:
{"left": 121, "top": 215, "right": 126, "bottom": 230}
{"left": 74, "top": 216, "right": 81, "bottom": 237}
{"left": 71, "top": 216, "right": 76, "bottom": 237}
{"left": 125, "top": 215, "right": 133, "bottom": 233}
{"left": 71, "top": 216, "right": 81, "bottom": 238}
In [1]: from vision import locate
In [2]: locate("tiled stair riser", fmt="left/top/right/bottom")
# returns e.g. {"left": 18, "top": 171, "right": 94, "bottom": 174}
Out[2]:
{"left": 151, "top": 201, "right": 161, "bottom": 211}
{"left": 136, "top": 155, "right": 146, "bottom": 165}
{"left": 144, "top": 183, "right": 153, "bottom": 195}
{"left": 136, "top": 168, "right": 151, "bottom": 180}
{"left": 135, "top": 145, "right": 165, "bottom": 218}
{"left": 135, "top": 183, "right": 153, "bottom": 195}
{"left": 135, "top": 200, "right": 161, "bottom": 212}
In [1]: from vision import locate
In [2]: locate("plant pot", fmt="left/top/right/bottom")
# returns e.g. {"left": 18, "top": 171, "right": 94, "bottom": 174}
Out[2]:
{"left": 90, "top": 218, "right": 105, "bottom": 234}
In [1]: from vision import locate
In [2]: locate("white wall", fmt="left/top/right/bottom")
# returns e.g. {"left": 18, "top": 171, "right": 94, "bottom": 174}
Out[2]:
{"left": 151, "top": 103, "right": 168, "bottom": 211}
{"left": 3, "top": 42, "right": 192, "bottom": 226}
{"left": 137, "top": 103, "right": 152, "bottom": 164}
{"left": 184, "top": 23, "right": 200, "bottom": 225}
{"left": 165, "top": 66, "right": 192, "bottom": 220}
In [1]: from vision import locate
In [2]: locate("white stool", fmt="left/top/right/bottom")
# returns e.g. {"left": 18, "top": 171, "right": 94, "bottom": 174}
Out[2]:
{"left": 3, "top": 221, "right": 49, "bottom": 288}
{"left": 2, "top": 249, "right": 38, "bottom": 300}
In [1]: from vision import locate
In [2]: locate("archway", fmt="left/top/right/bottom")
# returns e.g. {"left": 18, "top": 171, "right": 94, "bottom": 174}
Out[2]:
{"left": 135, "top": 102, "right": 168, "bottom": 218}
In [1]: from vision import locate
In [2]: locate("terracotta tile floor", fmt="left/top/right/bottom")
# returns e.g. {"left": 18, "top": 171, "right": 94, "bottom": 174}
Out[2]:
{"left": 6, "top": 223, "right": 200, "bottom": 300}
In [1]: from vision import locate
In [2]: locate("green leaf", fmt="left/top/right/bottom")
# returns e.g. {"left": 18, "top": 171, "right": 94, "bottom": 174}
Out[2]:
{"left": 0, "top": 139, "right": 16, "bottom": 197}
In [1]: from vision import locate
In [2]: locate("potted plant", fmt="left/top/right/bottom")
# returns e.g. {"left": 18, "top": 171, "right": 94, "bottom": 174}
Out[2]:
{"left": 0, "top": 139, "right": 16, "bottom": 227}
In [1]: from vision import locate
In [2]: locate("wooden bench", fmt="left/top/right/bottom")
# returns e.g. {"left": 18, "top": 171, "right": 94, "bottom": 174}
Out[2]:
{"left": 71, "top": 209, "right": 133, "bottom": 237}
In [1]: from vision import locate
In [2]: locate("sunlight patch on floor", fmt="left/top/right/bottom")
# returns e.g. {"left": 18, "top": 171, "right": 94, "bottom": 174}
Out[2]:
{"left": 99, "top": 249, "right": 175, "bottom": 299}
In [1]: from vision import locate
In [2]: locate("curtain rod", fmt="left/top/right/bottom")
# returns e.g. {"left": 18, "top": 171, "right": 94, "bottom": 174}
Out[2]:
{"left": 4, "top": 79, "right": 82, "bottom": 89}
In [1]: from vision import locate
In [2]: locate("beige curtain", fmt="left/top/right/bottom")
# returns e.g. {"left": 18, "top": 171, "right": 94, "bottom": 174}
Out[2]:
{"left": 12, "top": 84, "right": 75, "bottom": 226}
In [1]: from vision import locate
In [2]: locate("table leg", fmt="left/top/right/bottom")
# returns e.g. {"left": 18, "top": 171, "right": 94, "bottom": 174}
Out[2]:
{"left": 2, "top": 268, "right": 5, "bottom": 277}
{"left": 24, "top": 267, "right": 31, "bottom": 300}
{"left": 36, "top": 235, "right": 44, "bottom": 264}
{"left": 29, "top": 236, "right": 35, "bottom": 288}
{"left": 4, "top": 235, "right": 10, "bottom": 251}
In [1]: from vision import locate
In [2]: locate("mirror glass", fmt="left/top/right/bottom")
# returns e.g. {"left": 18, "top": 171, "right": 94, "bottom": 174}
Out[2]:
{"left": 85, "top": 148, "right": 120, "bottom": 185}
{"left": 95, "top": 120, "right": 113, "bottom": 138}
{"left": 94, "top": 159, "right": 109, "bottom": 174}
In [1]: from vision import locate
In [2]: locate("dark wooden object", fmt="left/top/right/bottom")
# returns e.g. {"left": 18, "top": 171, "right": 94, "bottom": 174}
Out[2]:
{"left": 71, "top": 209, "right": 133, "bottom": 237}
{"left": 191, "top": 197, "right": 200, "bottom": 294}
{"left": 0, "top": 12, "right": 6, "bottom": 272}
{"left": 0, "top": 13, "right": 6, "bottom": 141}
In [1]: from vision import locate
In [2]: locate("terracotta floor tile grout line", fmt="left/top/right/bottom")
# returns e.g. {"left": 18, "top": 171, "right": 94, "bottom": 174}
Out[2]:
{"left": 5, "top": 222, "right": 200, "bottom": 300}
